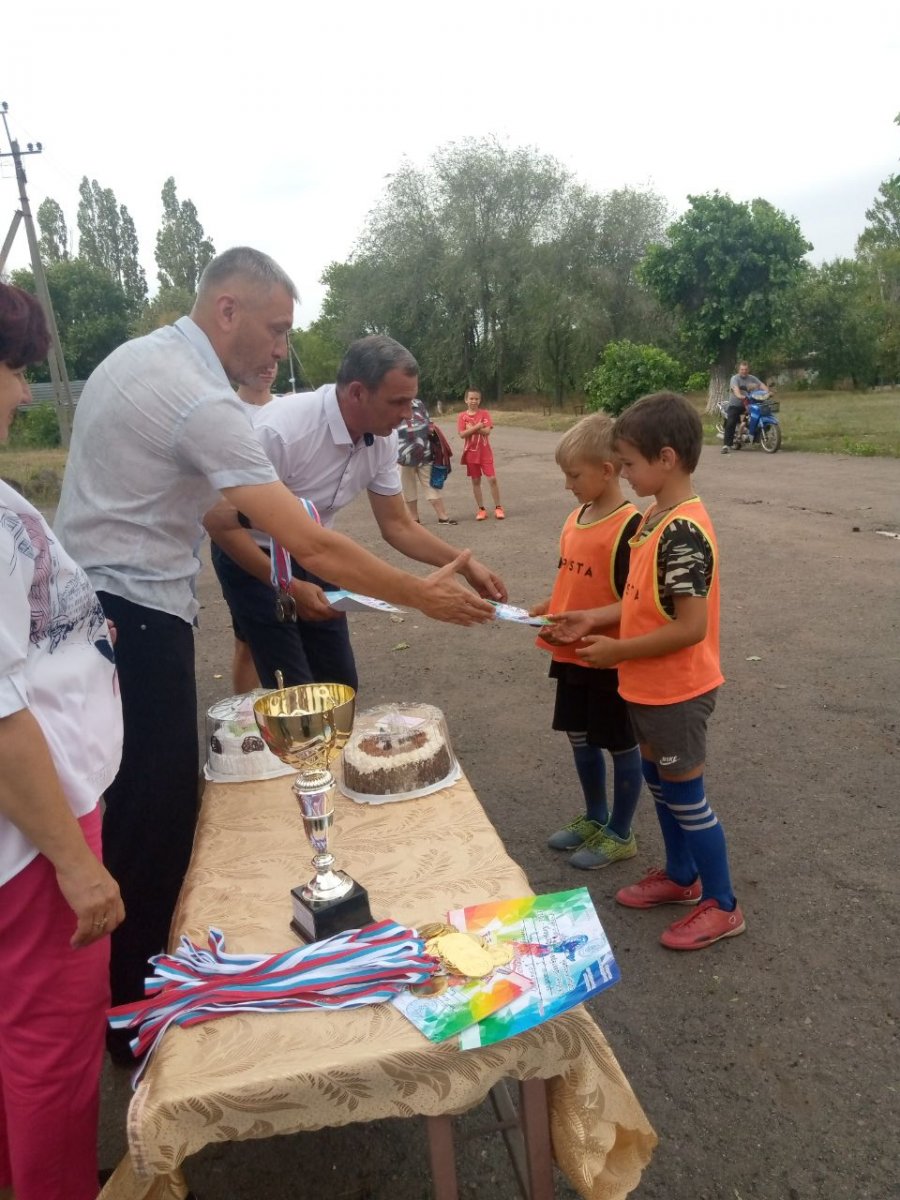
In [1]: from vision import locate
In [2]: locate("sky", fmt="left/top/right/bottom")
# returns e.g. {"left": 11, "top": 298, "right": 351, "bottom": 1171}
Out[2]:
{"left": 2, "top": 0, "right": 898, "bottom": 325}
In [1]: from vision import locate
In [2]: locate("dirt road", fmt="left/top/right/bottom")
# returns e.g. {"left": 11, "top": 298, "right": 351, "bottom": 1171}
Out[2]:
{"left": 99, "top": 425, "right": 900, "bottom": 1199}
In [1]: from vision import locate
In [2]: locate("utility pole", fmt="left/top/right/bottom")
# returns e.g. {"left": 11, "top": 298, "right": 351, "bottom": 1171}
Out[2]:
{"left": 0, "top": 101, "right": 74, "bottom": 446}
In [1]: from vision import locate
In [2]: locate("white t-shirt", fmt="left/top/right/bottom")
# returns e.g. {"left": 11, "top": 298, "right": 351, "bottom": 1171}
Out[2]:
{"left": 0, "top": 481, "right": 123, "bottom": 886}
{"left": 55, "top": 317, "right": 279, "bottom": 624}
{"left": 250, "top": 385, "right": 401, "bottom": 540}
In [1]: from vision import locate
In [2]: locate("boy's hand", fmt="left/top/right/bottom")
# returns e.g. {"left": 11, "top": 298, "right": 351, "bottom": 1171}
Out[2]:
{"left": 575, "top": 635, "right": 622, "bottom": 669}
{"left": 528, "top": 598, "right": 551, "bottom": 617}
{"left": 544, "top": 610, "right": 597, "bottom": 644}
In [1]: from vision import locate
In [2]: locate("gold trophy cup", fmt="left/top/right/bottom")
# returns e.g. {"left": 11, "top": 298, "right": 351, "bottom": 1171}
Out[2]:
{"left": 254, "top": 683, "right": 372, "bottom": 941}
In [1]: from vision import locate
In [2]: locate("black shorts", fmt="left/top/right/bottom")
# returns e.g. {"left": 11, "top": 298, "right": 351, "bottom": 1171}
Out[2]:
{"left": 549, "top": 661, "right": 637, "bottom": 753}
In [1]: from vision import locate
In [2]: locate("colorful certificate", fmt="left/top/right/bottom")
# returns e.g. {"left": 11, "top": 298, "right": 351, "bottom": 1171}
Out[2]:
{"left": 393, "top": 889, "right": 618, "bottom": 1047}
{"left": 323, "top": 590, "right": 404, "bottom": 614}
{"left": 450, "top": 888, "right": 619, "bottom": 1049}
{"left": 489, "top": 601, "right": 551, "bottom": 626}
{"left": 392, "top": 968, "right": 533, "bottom": 1043}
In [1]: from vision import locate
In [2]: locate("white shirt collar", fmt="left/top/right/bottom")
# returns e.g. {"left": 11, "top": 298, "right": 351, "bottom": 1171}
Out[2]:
{"left": 174, "top": 316, "right": 231, "bottom": 387}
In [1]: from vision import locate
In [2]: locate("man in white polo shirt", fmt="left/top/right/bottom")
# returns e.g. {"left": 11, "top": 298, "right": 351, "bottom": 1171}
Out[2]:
{"left": 54, "top": 248, "right": 493, "bottom": 1052}
{"left": 205, "top": 335, "right": 507, "bottom": 690}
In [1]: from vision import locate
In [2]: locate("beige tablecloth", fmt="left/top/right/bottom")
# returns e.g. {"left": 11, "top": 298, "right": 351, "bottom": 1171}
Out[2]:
{"left": 106, "top": 769, "right": 656, "bottom": 1199}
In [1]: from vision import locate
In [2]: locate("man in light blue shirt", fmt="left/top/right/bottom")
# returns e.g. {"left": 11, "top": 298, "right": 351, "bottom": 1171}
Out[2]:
{"left": 55, "top": 248, "right": 494, "bottom": 1051}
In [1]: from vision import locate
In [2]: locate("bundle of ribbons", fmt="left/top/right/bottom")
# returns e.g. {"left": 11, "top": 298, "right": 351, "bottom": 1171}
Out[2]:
{"left": 108, "top": 920, "right": 435, "bottom": 1082}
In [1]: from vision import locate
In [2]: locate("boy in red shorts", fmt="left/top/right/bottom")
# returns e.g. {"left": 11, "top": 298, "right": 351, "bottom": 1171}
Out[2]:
{"left": 457, "top": 388, "right": 505, "bottom": 520}
{"left": 551, "top": 392, "right": 745, "bottom": 951}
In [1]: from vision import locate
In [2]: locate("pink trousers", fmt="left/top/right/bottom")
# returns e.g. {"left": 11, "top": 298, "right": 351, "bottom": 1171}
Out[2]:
{"left": 0, "top": 808, "right": 109, "bottom": 1200}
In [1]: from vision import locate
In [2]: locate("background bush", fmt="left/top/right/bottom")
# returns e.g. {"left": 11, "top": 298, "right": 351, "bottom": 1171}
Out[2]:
{"left": 684, "top": 370, "right": 710, "bottom": 392}
{"left": 9, "top": 406, "right": 61, "bottom": 449}
{"left": 585, "top": 340, "right": 686, "bottom": 416}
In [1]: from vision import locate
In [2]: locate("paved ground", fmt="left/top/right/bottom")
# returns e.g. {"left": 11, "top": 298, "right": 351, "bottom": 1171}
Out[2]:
{"left": 98, "top": 424, "right": 900, "bottom": 1199}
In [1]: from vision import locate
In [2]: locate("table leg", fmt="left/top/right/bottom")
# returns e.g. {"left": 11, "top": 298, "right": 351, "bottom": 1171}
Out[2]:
{"left": 425, "top": 1114, "right": 460, "bottom": 1200}
{"left": 519, "top": 1078, "right": 555, "bottom": 1199}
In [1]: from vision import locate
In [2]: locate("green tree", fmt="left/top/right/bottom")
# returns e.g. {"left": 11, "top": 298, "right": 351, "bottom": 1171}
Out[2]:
{"left": 789, "top": 259, "right": 879, "bottom": 388}
{"left": 36, "top": 197, "right": 70, "bottom": 263}
{"left": 155, "top": 177, "right": 216, "bottom": 294}
{"left": 76, "top": 177, "right": 148, "bottom": 316}
{"left": 319, "top": 138, "right": 668, "bottom": 404}
{"left": 855, "top": 141, "right": 900, "bottom": 382}
{"left": 11, "top": 260, "right": 129, "bottom": 381}
{"left": 132, "top": 285, "right": 195, "bottom": 336}
{"left": 287, "top": 327, "right": 343, "bottom": 389}
{"left": 642, "top": 193, "right": 811, "bottom": 411}
{"left": 585, "top": 340, "right": 685, "bottom": 416}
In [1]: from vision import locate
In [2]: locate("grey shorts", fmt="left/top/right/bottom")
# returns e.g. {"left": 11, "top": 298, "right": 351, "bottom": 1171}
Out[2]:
{"left": 626, "top": 688, "right": 719, "bottom": 775}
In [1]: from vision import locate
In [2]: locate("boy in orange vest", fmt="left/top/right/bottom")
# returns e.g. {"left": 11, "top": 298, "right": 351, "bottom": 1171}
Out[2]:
{"left": 531, "top": 413, "right": 644, "bottom": 869}
{"left": 551, "top": 392, "right": 745, "bottom": 950}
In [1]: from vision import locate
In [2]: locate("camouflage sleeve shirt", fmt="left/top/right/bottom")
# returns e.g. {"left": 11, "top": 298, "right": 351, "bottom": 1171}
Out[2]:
{"left": 656, "top": 518, "right": 715, "bottom": 619}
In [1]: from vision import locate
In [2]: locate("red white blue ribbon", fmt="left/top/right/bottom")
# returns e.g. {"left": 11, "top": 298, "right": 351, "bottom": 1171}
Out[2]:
{"left": 108, "top": 920, "right": 433, "bottom": 1083}
{"left": 270, "top": 496, "right": 321, "bottom": 593}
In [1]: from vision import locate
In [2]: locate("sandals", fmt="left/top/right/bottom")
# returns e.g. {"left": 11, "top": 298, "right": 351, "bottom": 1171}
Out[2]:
{"left": 438, "top": 518, "right": 458, "bottom": 525}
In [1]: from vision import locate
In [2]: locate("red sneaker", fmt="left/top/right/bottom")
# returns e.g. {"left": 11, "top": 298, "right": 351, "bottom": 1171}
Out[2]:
{"left": 476, "top": 508, "right": 488, "bottom": 521}
{"left": 659, "top": 899, "right": 746, "bottom": 951}
{"left": 615, "top": 867, "right": 701, "bottom": 909}
{"left": 494, "top": 505, "right": 506, "bottom": 519}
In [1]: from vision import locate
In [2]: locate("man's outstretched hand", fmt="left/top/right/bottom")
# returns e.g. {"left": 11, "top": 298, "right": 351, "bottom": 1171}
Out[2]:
{"left": 417, "top": 551, "right": 496, "bottom": 625}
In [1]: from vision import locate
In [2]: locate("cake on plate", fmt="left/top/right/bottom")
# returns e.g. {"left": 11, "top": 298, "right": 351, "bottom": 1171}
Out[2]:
{"left": 341, "top": 703, "right": 456, "bottom": 799}
{"left": 206, "top": 691, "right": 291, "bottom": 781}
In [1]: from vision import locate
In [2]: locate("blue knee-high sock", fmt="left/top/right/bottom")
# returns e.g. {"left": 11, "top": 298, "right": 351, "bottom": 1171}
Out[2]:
{"left": 659, "top": 774, "right": 735, "bottom": 909}
{"left": 566, "top": 732, "right": 608, "bottom": 825}
{"left": 642, "top": 759, "right": 698, "bottom": 886}
{"left": 606, "top": 745, "right": 643, "bottom": 839}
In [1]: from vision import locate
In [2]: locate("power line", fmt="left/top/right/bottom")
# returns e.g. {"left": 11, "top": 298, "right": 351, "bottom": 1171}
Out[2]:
{"left": 0, "top": 100, "right": 75, "bottom": 445}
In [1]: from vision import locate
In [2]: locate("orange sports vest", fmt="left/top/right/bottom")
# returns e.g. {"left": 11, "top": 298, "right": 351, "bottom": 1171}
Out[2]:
{"left": 535, "top": 501, "right": 639, "bottom": 665}
{"left": 617, "top": 497, "right": 724, "bottom": 705}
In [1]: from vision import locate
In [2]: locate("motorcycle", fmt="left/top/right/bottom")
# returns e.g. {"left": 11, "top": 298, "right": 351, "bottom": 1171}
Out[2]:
{"left": 716, "top": 389, "right": 782, "bottom": 453}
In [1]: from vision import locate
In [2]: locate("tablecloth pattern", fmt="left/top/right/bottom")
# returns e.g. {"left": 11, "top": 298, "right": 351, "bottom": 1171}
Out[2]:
{"left": 108, "top": 769, "right": 656, "bottom": 1199}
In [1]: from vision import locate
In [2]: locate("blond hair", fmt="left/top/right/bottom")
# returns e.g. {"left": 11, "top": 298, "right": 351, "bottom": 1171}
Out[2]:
{"left": 555, "top": 411, "right": 618, "bottom": 470}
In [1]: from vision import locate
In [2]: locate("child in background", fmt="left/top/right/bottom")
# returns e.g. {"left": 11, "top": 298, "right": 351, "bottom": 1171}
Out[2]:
{"left": 532, "top": 413, "right": 644, "bottom": 869}
{"left": 457, "top": 388, "right": 505, "bottom": 520}
{"left": 552, "top": 392, "right": 745, "bottom": 950}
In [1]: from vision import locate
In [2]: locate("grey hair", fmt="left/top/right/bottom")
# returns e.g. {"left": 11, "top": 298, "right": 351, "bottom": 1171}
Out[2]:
{"left": 336, "top": 335, "right": 418, "bottom": 390}
{"left": 197, "top": 246, "right": 298, "bottom": 301}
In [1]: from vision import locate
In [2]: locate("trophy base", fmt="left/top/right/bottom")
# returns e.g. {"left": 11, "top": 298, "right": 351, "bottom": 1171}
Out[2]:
{"left": 290, "top": 878, "right": 373, "bottom": 943}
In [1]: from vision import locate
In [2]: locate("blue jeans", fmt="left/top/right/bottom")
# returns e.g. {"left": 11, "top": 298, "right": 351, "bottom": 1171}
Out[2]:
{"left": 211, "top": 544, "right": 358, "bottom": 692}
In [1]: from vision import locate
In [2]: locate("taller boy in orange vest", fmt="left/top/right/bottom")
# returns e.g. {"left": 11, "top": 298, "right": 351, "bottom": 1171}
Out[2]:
{"left": 551, "top": 392, "right": 745, "bottom": 950}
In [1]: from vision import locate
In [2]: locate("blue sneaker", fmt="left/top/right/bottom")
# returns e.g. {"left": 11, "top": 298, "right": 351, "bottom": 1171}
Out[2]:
{"left": 569, "top": 826, "right": 637, "bottom": 870}
{"left": 547, "top": 815, "right": 601, "bottom": 851}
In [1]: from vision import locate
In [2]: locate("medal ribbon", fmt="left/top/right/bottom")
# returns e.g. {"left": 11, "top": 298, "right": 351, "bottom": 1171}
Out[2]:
{"left": 269, "top": 496, "right": 322, "bottom": 593}
{"left": 108, "top": 920, "right": 433, "bottom": 1082}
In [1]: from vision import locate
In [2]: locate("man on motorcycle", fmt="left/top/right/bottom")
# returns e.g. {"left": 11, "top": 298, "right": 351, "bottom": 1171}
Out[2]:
{"left": 722, "top": 361, "right": 769, "bottom": 454}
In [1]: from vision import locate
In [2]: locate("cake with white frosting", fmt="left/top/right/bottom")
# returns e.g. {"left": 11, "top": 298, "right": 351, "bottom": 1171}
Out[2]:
{"left": 341, "top": 703, "right": 455, "bottom": 798}
{"left": 206, "top": 691, "right": 289, "bottom": 781}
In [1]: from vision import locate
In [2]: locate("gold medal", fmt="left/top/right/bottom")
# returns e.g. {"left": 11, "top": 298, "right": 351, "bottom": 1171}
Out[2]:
{"left": 418, "top": 921, "right": 456, "bottom": 941}
{"left": 430, "top": 932, "right": 494, "bottom": 978}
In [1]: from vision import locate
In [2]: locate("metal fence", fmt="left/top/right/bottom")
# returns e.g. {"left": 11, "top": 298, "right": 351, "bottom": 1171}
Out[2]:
{"left": 23, "top": 381, "right": 87, "bottom": 406}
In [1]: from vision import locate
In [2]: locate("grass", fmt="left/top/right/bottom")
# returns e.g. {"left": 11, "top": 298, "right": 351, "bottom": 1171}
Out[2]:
{"left": 3, "top": 390, "right": 897, "bottom": 508}
{"left": 483, "top": 389, "right": 900, "bottom": 458}
{"left": 0, "top": 447, "right": 68, "bottom": 504}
